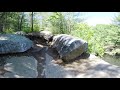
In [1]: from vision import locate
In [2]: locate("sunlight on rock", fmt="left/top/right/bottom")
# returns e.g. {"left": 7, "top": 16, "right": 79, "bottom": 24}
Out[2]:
{"left": 40, "top": 57, "right": 44, "bottom": 59}
{"left": 3, "top": 56, "right": 38, "bottom": 78}
{"left": 95, "top": 71, "right": 109, "bottom": 78}
{"left": 65, "top": 75, "right": 73, "bottom": 78}
{"left": 45, "top": 53, "right": 120, "bottom": 78}
{"left": 51, "top": 34, "right": 88, "bottom": 62}
{"left": 0, "top": 36, "right": 8, "bottom": 40}
{"left": 4, "top": 63, "right": 14, "bottom": 72}
{"left": 36, "top": 44, "right": 44, "bottom": 48}
{"left": 14, "top": 75, "right": 24, "bottom": 78}
{"left": 0, "top": 34, "right": 33, "bottom": 54}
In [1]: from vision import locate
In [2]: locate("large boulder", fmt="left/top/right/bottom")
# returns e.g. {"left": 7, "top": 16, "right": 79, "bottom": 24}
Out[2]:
{"left": 4, "top": 56, "right": 38, "bottom": 78}
{"left": 51, "top": 34, "right": 88, "bottom": 62}
{"left": 26, "top": 31, "right": 53, "bottom": 42}
{"left": 0, "top": 34, "right": 33, "bottom": 54}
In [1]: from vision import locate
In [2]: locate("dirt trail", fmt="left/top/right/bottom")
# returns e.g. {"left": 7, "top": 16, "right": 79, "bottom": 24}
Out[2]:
{"left": 1, "top": 37, "right": 120, "bottom": 78}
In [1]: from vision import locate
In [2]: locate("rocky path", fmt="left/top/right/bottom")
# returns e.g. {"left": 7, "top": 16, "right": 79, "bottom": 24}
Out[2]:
{"left": 0, "top": 35, "right": 120, "bottom": 78}
{"left": 44, "top": 53, "right": 120, "bottom": 78}
{"left": 1, "top": 42, "right": 120, "bottom": 78}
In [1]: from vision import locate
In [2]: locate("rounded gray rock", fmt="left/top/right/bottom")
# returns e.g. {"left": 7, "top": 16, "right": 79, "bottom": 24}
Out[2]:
{"left": 51, "top": 34, "right": 88, "bottom": 62}
{"left": 0, "top": 34, "right": 33, "bottom": 54}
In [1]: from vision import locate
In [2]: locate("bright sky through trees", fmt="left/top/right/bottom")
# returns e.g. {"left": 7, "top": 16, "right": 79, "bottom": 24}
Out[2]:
{"left": 84, "top": 12, "right": 117, "bottom": 26}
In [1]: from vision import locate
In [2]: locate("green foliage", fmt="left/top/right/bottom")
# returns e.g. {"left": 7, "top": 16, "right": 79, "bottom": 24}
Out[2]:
{"left": 4, "top": 28, "right": 15, "bottom": 34}
{"left": 108, "top": 26, "right": 120, "bottom": 46}
{"left": 33, "top": 24, "right": 40, "bottom": 32}
{"left": 111, "top": 13, "right": 120, "bottom": 46}
{"left": 94, "top": 24, "right": 120, "bottom": 46}
{"left": 22, "top": 26, "right": 31, "bottom": 33}
{"left": 71, "top": 23, "right": 105, "bottom": 57}
{"left": 47, "top": 12, "right": 85, "bottom": 35}
{"left": 0, "top": 12, "right": 119, "bottom": 58}
{"left": 91, "top": 24, "right": 120, "bottom": 56}
{"left": 48, "top": 12, "right": 71, "bottom": 34}
{"left": 73, "top": 23, "right": 94, "bottom": 40}
{"left": 22, "top": 24, "right": 40, "bottom": 33}
{"left": 113, "top": 12, "right": 120, "bottom": 25}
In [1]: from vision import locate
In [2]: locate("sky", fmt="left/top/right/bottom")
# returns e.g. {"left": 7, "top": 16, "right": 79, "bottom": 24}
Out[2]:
{"left": 24, "top": 12, "right": 118, "bottom": 26}
{"left": 84, "top": 12, "right": 118, "bottom": 26}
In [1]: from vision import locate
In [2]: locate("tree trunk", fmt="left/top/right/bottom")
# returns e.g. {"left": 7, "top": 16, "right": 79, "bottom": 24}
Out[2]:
{"left": 31, "top": 12, "right": 34, "bottom": 32}
{"left": 19, "top": 12, "right": 24, "bottom": 31}
{"left": 0, "top": 24, "right": 3, "bottom": 32}
{"left": 0, "top": 12, "right": 6, "bottom": 32}
{"left": 17, "top": 13, "right": 20, "bottom": 31}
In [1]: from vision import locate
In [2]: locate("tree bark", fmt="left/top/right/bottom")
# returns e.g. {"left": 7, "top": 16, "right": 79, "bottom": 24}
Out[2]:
{"left": 31, "top": 12, "right": 34, "bottom": 32}
{"left": 17, "top": 13, "right": 20, "bottom": 31}
{"left": 19, "top": 12, "right": 24, "bottom": 31}
{"left": 0, "top": 12, "right": 6, "bottom": 32}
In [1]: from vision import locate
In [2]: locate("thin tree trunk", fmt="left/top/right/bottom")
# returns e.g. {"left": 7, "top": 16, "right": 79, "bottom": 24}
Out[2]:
{"left": 0, "top": 12, "right": 6, "bottom": 32}
{"left": 17, "top": 13, "right": 20, "bottom": 31}
{"left": 31, "top": 12, "right": 33, "bottom": 32}
{"left": 19, "top": 12, "right": 24, "bottom": 31}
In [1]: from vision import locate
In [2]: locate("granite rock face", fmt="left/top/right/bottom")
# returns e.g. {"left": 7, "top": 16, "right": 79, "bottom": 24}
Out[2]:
{"left": 0, "top": 34, "right": 33, "bottom": 54}
{"left": 4, "top": 56, "right": 38, "bottom": 78}
{"left": 51, "top": 34, "right": 88, "bottom": 62}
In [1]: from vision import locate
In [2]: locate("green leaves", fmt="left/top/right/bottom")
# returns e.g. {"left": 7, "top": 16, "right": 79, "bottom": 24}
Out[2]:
{"left": 71, "top": 23, "right": 107, "bottom": 57}
{"left": 48, "top": 12, "right": 70, "bottom": 34}
{"left": 0, "top": 12, "right": 119, "bottom": 58}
